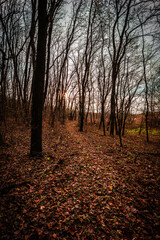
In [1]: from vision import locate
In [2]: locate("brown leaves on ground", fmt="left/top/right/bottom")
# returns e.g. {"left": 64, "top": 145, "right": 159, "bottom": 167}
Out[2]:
{"left": 0, "top": 121, "right": 160, "bottom": 240}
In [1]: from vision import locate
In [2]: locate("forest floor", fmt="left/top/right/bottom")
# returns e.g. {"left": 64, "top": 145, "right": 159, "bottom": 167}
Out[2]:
{"left": 0, "top": 120, "right": 160, "bottom": 240}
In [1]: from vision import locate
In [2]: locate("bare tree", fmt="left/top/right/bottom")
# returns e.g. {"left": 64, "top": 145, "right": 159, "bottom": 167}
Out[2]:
{"left": 97, "top": 23, "right": 111, "bottom": 135}
{"left": 50, "top": 0, "right": 83, "bottom": 127}
{"left": 107, "top": 0, "right": 158, "bottom": 136}
{"left": 30, "top": 0, "right": 48, "bottom": 156}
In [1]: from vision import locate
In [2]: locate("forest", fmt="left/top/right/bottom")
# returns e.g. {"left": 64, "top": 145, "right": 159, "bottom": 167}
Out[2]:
{"left": 0, "top": 0, "right": 160, "bottom": 239}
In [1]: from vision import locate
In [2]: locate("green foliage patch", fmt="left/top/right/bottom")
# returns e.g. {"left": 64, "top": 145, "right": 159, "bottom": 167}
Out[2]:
{"left": 127, "top": 128, "right": 160, "bottom": 136}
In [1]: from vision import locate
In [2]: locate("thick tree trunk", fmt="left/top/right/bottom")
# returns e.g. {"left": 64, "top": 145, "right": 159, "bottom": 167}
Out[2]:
{"left": 30, "top": 0, "right": 48, "bottom": 156}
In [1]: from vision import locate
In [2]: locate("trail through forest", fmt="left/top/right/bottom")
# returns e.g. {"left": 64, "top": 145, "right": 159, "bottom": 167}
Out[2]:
{"left": 0, "top": 121, "right": 160, "bottom": 239}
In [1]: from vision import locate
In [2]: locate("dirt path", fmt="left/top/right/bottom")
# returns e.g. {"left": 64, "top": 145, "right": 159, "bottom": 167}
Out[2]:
{"left": 62, "top": 121, "right": 119, "bottom": 198}
{"left": 52, "top": 121, "right": 160, "bottom": 239}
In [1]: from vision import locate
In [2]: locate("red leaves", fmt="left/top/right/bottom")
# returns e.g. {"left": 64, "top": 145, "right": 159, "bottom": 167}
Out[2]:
{"left": 52, "top": 233, "right": 57, "bottom": 238}
{"left": 109, "top": 202, "right": 113, "bottom": 206}
{"left": 25, "top": 235, "right": 30, "bottom": 240}
{"left": 1, "top": 121, "right": 160, "bottom": 240}
{"left": 68, "top": 229, "right": 77, "bottom": 236}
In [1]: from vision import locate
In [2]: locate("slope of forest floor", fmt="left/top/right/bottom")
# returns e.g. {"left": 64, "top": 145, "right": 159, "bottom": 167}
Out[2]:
{"left": 0, "top": 120, "right": 160, "bottom": 240}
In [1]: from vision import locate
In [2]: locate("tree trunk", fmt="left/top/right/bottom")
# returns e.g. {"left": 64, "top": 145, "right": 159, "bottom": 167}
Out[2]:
{"left": 0, "top": 50, "right": 6, "bottom": 144}
{"left": 80, "top": 90, "right": 85, "bottom": 131}
{"left": 102, "top": 107, "right": 106, "bottom": 136}
{"left": 62, "top": 96, "right": 66, "bottom": 124}
{"left": 30, "top": 0, "right": 48, "bottom": 156}
{"left": 100, "top": 102, "right": 106, "bottom": 136}
{"left": 110, "top": 72, "right": 116, "bottom": 136}
{"left": 141, "top": 19, "right": 149, "bottom": 142}
{"left": 122, "top": 113, "right": 127, "bottom": 136}
{"left": 145, "top": 110, "right": 149, "bottom": 142}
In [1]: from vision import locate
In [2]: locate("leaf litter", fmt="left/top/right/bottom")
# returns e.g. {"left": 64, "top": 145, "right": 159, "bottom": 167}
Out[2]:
{"left": 0, "top": 121, "right": 160, "bottom": 239}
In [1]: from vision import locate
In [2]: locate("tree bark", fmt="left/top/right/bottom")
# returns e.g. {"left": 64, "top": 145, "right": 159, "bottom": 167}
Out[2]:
{"left": 110, "top": 71, "right": 116, "bottom": 136}
{"left": 80, "top": 90, "right": 85, "bottom": 131}
{"left": 0, "top": 50, "right": 6, "bottom": 144}
{"left": 30, "top": 0, "right": 48, "bottom": 156}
